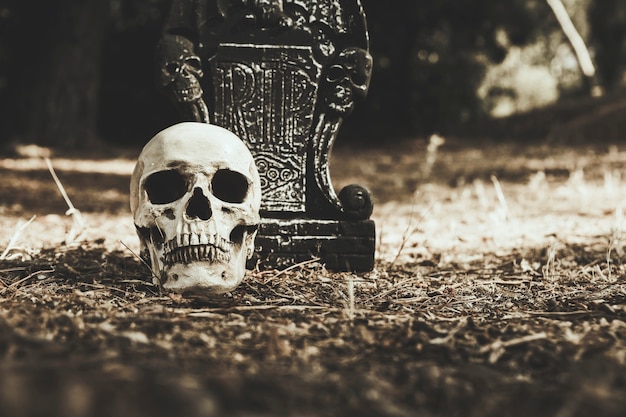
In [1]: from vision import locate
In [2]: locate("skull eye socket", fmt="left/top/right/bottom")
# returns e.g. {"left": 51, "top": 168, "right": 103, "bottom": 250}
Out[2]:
{"left": 327, "top": 65, "right": 345, "bottom": 83}
{"left": 185, "top": 56, "right": 202, "bottom": 70}
{"left": 145, "top": 170, "right": 188, "bottom": 204}
{"left": 212, "top": 169, "right": 249, "bottom": 203}
{"left": 165, "top": 62, "right": 180, "bottom": 75}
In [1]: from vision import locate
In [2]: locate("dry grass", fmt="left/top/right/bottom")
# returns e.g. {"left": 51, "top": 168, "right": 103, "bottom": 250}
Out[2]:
{"left": 3, "top": 140, "right": 626, "bottom": 416}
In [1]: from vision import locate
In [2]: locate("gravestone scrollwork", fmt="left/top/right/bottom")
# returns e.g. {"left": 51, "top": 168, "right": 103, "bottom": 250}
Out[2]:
{"left": 157, "top": 0, "right": 375, "bottom": 271}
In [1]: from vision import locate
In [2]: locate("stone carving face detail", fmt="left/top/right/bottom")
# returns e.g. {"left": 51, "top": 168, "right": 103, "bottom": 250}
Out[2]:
{"left": 130, "top": 122, "right": 261, "bottom": 294}
{"left": 159, "top": 36, "right": 204, "bottom": 104}
{"left": 324, "top": 47, "right": 373, "bottom": 115}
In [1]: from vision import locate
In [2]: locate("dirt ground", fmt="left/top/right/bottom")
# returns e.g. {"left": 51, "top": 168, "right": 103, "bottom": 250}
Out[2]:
{"left": 3, "top": 131, "right": 626, "bottom": 416}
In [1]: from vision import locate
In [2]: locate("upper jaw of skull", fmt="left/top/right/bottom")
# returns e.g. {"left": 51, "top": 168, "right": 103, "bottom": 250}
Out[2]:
{"left": 159, "top": 219, "right": 258, "bottom": 294}
{"left": 163, "top": 218, "right": 232, "bottom": 267}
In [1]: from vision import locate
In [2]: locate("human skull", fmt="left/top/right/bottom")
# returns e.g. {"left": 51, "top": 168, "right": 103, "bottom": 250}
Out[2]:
{"left": 158, "top": 35, "right": 205, "bottom": 104}
{"left": 323, "top": 47, "right": 373, "bottom": 115}
{"left": 130, "top": 122, "right": 261, "bottom": 294}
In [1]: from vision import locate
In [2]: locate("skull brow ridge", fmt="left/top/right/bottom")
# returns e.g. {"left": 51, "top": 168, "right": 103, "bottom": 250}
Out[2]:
{"left": 166, "top": 161, "right": 211, "bottom": 176}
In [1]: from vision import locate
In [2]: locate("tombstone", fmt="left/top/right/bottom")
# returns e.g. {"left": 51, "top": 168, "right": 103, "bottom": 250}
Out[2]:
{"left": 156, "top": 0, "right": 375, "bottom": 271}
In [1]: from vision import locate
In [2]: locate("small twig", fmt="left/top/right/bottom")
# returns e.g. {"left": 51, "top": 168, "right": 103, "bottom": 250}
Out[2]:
{"left": 44, "top": 157, "right": 84, "bottom": 242}
{"left": 429, "top": 318, "right": 468, "bottom": 345}
{"left": 0, "top": 268, "right": 55, "bottom": 295}
{"left": 391, "top": 200, "right": 436, "bottom": 267}
{"left": 484, "top": 279, "right": 532, "bottom": 285}
{"left": 346, "top": 275, "right": 355, "bottom": 320}
{"left": 0, "top": 267, "right": 27, "bottom": 273}
{"left": 119, "top": 240, "right": 161, "bottom": 284}
{"left": 490, "top": 175, "right": 510, "bottom": 220}
{"left": 366, "top": 277, "right": 424, "bottom": 302}
{"left": 45, "top": 157, "right": 73, "bottom": 209}
{"left": 268, "top": 257, "right": 322, "bottom": 281}
{"left": 0, "top": 215, "right": 36, "bottom": 260}
{"left": 76, "top": 281, "right": 135, "bottom": 296}
{"left": 422, "top": 133, "right": 445, "bottom": 179}
{"left": 607, "top": 228, "right": 620, "bottom": 282}
{"left": 543, "top": 240, "right": 558, "bottom": 280}
{"left": 182, "top": 305, "right": 337, "bottom": 316}
{"left": 481, "top": 332, "right": 547, "bottom": 363}
{"left": 481, "top": 332, "right": 547, "bottom": 353}
{"left": 497, "top": 332, "right": 547, "bottom": 348}
{"left": 525, "top": 310, "right": 600, "bottom": 318}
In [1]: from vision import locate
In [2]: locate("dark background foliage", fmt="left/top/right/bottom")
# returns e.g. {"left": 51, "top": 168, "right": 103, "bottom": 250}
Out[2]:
{"left": 0, "top": 0, "right": 623, "bottom": 148}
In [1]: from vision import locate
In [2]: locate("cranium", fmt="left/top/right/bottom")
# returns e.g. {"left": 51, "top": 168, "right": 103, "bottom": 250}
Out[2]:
{"left": 323, "top": 47, "right": 373, "bottom": 115}
{"left": 130, "top": 122, "right": 261, "bottom": 294}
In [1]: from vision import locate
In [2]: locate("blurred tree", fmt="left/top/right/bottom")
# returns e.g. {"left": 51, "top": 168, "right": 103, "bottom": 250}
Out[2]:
{"left": 588, "top": 0, "right": 626, "bottom": 91}
{"left": 344, "top": 0, "right": 540, "bottom": 142}
{"left": 0, "top": 0, "right": 173, "bottom": 148}
{"left": 97, "top": 0, "right": 176, "bottom": 145}
{"left": 0, "top": 0, "right": 109, "bottom": 148}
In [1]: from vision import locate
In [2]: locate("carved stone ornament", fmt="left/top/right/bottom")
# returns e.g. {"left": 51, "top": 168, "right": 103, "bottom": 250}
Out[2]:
{"left": 130, "top": 122, "right": 261, "bottom": 294}
{"left": 156, "top": 0, "right": 375, "bottom": 271}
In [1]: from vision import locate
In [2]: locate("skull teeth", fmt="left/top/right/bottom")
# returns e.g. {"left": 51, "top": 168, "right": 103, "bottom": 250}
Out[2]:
{"left": 164, "top": 233, "right": 232, "bottom": 266}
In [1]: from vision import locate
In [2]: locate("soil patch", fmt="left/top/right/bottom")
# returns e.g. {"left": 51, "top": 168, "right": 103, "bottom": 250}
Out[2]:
{"left": 2, "top": 140, "right": 626, "bottom": 416}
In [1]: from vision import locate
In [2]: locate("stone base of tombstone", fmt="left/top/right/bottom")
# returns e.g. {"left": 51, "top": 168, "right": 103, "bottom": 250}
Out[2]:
{"left": 249, "top": 218, "right": 375, "bottom": 272}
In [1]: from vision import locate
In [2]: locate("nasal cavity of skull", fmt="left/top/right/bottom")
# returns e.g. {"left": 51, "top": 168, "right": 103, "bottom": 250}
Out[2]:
{"left": 145, "top": 170, "right": 187, "bottom": 204}
{"left": 186, "top": 187, "right": 212, "bottom": 220}
{"left": 212, "top": 169, "right": 249, "bottom": 204}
